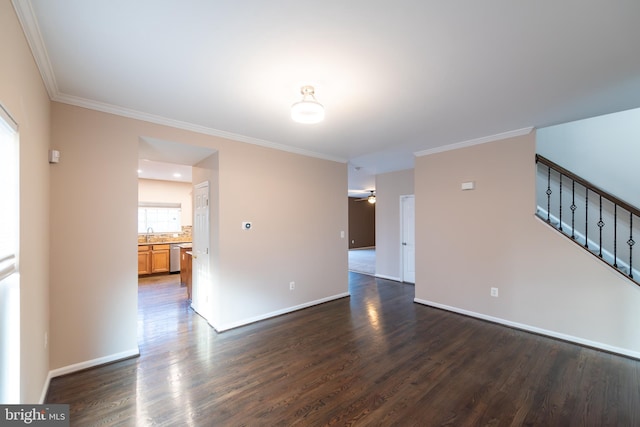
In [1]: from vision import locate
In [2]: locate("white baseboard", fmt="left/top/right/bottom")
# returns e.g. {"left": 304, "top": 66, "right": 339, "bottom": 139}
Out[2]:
{"left": 215, "top": 292, "right": 350, "bottom": 332}
{"left": 41, "top": 347, "right": 140, "bottom": 402}
{"left": 39, "top": 371, "right": 53, "bottom": 404}
{"left": 414, "top": 298, "right": 640, "bottom": 360}
{"left": 375, "top": 273, "right": 401, "bottom": 282}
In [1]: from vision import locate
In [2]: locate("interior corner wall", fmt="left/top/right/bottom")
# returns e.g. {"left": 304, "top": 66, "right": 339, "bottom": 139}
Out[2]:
{"left": 414, "top": 133, "right": 640, "bottom": 357}
{"left": 49, "top": 102, "right": 348, "bottom": 370}
{"left": 1, "top": 2, "right": 52, "bottom": 403}
{"left": 49, "top": 104, "right": 140, "bottom": 370}
{"left": 375, "top": 169, "right": 414, "bottom": 281}
{"left": 213, "top": 145, "right": 348, "bottom": 330}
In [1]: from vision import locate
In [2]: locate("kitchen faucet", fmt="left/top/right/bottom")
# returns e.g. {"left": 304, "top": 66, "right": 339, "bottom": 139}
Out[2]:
{"left": 146, "top": 227, "right": 154, "bottom": 243}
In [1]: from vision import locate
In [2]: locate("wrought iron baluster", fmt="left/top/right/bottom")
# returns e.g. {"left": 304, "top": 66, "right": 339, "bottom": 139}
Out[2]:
{"left": 629, "top": 213, "right": 635, "bottom": 279}
{"left": 597, "top": 195, "right": 604, "bottom": 258}
{"left": 536, "top": 154, "right": 640, "bottom": 286}
{"left": 584, "top": 188, "right": 589, "bottom": 249}
{"left": 613, "top": 205, "right": 618, "bottom": 268}
{"left": 546, "top": 166, "right": 552, "bottom": 223}
{"left": 559, "top": 174, "right": 563, "bottom": 232}
{"left": 570, "top": 181, "right": 576, "bottom": 239}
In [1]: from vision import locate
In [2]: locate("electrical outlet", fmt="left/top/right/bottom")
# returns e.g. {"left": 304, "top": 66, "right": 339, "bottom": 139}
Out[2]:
{"left": 44, "top": 332, "right": 48, "bottom": 350}
{"left": 289, "top": 281, "right": 295, "bottom": 290}
{"left": 490, "top": 287, "right": 499, "bottom": 297}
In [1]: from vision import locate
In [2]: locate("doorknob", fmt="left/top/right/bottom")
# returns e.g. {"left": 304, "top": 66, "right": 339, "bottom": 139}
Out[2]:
{"left": 402, "top": 242, "right": 407, "bottom": 246}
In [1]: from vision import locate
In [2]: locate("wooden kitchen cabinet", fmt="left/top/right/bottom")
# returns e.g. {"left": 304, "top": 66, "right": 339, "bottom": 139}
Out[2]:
{"left": 138, "top": 245, "right": 151, "bottom": 275}
{"left": 180, "top": 247, "right": 188, "bottom": 286}
{"left": 151, "top": 244, "right": 170, "bottom": 273}
{"left": 138, "top": 244, "right": 171, "bottom": 275}
{"left": 180, "top": 247, "right": 192, "bottom": 299}
{"left": 185, "top": 253, "right": 192, "bottom": 300}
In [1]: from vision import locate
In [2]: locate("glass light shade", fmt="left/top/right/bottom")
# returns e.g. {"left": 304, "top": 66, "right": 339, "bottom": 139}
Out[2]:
{"left": 368, "top": 195, "right": 376, "bottom": 204}
{"left": 291, "top": 100, "right": 325, "bottom": 124}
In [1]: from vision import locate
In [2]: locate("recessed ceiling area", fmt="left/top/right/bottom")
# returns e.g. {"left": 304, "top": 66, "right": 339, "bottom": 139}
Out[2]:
{"left": 137, "top": 159, "right": 192, "bottom": 183}
{"left": 15, "top": 1, "right": 640, "bottom": 194}
{"left": 138, "top": 136, "right": 216, "bottom": 182}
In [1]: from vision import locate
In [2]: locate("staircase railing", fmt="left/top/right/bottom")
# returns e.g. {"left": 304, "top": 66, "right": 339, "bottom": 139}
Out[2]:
{"left": 536, "top": 154, "right": 639, "bottom": 285}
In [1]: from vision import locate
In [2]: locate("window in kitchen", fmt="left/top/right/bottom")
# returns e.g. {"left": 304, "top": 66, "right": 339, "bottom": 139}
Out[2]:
{"left": 0, "top": 103, "right": 20, "bottom": 403}
{"left": 138, "top": 202, "right": 182, "bottom": 233}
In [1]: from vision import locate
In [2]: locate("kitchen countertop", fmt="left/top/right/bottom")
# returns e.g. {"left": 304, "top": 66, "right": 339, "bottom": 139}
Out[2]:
{"left": 138, "top": 241, "right": 192, "bottom": 246}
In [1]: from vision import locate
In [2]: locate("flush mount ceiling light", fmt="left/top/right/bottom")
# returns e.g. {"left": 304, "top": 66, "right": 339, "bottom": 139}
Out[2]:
{"left": 291, "top": 85, "right": 325, "bottom": 124}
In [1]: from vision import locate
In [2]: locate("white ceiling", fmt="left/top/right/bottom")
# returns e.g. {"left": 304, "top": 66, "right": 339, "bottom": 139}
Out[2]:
{"left": 137, "top": 136, "right": 216, "bottom": 182}
{"left": 14, "top": 0, "right": 640, "bottom": 193}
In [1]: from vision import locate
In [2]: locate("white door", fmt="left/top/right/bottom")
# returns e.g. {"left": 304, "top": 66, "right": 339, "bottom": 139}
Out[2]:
{"left": 401, "top": 195, "right": 415, "bottom": 283}
{"left": 192, "top": 181, "right": 211, "bottom": 320}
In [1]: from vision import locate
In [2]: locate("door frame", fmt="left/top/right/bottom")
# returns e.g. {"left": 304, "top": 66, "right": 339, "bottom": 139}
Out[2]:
{"left": 192, "top": 180, "right": 211, "bottom": 320}
{"left": 400, "top": 194, "right": 415, "bottom": 283}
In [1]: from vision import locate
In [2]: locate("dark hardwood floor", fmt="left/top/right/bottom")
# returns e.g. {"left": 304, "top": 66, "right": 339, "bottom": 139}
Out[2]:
{"left": 46, "top": 273, "right": 640, "bottom": 426}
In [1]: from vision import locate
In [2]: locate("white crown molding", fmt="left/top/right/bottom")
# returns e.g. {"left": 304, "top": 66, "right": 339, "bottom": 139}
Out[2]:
{"left": 54, "top": 93, "right": 347, "bottom": 163}
{"left": 414, "top": 127, "right": 534, "bottom": 157}
{"left": 12, "top": 0, "right": 346, "bottom": 164}
{"left": 12, "top": 0, "right": 59, "bottom": 100}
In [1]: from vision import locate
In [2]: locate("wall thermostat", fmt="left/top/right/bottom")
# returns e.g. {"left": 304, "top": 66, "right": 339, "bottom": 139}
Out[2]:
{"left": 242, "top": 221, "right": 252, "bottom": 230}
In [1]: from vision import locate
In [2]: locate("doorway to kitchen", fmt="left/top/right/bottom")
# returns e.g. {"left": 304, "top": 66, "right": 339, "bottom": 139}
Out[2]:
{"left": 136, "top": 137, "right": 217, "bottom": 328}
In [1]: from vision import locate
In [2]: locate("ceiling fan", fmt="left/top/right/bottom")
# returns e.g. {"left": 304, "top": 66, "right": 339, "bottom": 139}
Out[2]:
{"left": 355, "top": 190, "right": 376, "bottom": 204}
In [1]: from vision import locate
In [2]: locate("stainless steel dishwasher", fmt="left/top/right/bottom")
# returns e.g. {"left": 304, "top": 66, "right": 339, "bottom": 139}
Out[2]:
{"left": 170, "top": 244, "right": 181, "bottom": 273}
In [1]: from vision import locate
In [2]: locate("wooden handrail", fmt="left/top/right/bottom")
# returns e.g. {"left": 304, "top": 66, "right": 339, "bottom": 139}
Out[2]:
{"left": 536, "top": 154, "right": 640, "bottom": 218}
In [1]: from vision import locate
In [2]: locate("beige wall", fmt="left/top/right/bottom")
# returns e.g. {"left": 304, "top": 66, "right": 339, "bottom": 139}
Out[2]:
{"left": 49, "top": 102, "right": 348, "bottom": 369}
{"left": 138, "top": 178, "right": 193, "bottom": 227}
{"left": 49, "top": 105, "right": 140, "bottom": 371}
{"left": 1, "top": 2, "right": 52, "bottom": 402}
{"left": 213, "top": 144, "right": 348, "bottom": 330}
{"left": 375, "top": 169, "right": 414, "bottom": 280}
{"left": 415, "top": 133, "right": 640, "bottom": 357}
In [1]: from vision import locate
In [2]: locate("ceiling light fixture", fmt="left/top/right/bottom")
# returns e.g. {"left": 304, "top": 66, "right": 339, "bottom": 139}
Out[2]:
{"left": 367, "top": 191, "right": 376, "bottom": 204}
{"left": 291, "top": 85, "right": 325, "bottom": 124}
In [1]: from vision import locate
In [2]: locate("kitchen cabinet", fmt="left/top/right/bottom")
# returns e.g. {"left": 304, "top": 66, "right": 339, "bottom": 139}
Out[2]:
{"left": 138, "top": 245, "right": 151, "bottom": 275}
{"left": 138, "top": 244, "right": 171, "bottom": 275}
{"left": 180, "top": 247, "right": 192, "bottom": 299}
{"left": 151, "top": 244, "right": 170, "bottom": 273}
